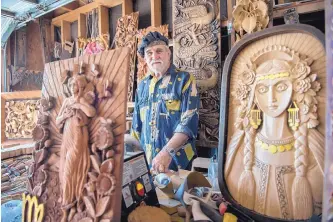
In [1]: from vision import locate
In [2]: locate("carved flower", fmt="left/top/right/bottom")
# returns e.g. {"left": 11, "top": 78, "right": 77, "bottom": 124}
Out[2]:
{"left": 293, "top": 77, "right": 312, "bottom": 93}
{"left": 311, "top": 81, "right": 321, "bottom": 92}
{"left": 291, "top": 61, "right": 310, "bottom": 79}
{"left": 239, "top": 70, "right": 255, "bottom": 85}
{"left": 299, "top": 103, "right": 309, "bottom": 115}
{"left": 96, "top": 173, "right": 116, "bottom": 196}
{"left": 233, "top": 83, "right": 250, "bottom": 100}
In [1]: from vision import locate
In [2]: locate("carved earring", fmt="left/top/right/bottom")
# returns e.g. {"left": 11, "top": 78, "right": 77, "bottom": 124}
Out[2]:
{"left": 288, "top": 102, "right": 300, "bottom": 131}
{"left": 250, "top": 103, "right": 262, "bottom": 129}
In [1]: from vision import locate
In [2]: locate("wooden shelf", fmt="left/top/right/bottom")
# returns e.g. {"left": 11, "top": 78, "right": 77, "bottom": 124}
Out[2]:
{"left": 52, "top": 0, "right": 123, "bottom": 27}
{"left": 273, "top": 0, "right": 324, "bottom": 18}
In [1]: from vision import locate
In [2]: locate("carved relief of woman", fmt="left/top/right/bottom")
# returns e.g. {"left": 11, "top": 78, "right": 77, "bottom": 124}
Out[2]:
{"left": 56, "top": 75, "right": 96, "bottom": 221}
{"left": 225, "top": 47, "right": 325, "bottom": 220}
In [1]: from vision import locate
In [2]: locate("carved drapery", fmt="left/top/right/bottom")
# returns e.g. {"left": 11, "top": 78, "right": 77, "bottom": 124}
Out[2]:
{"left": 173, "top": 0, "right": 220, "bottom": 147}
{"left": 5, "top": 100, "right": 39, "bottom": 139}
{"left": 114, "top": 12, "right": 139, "bottom": 102}
{"left": 136, "top": 25, "right": 169, "bottom": 82}
{"left": 29, "top": 48, "right": 131, "bottom": 222}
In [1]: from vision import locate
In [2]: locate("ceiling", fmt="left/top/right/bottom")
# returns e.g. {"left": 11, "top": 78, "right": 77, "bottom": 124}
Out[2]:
{"left": 1, "top": 0, "right": 75, "bottom": 47}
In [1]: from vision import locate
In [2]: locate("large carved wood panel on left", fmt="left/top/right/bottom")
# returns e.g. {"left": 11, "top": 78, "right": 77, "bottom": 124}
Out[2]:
{"left": 114, "top": 12, "right": 139, "bottom": 102}
{"left": 28, "top": 48, "right": 131, "bottom": 222}
{"left": 173, "top": 0, "right": 220, "bottom": 147}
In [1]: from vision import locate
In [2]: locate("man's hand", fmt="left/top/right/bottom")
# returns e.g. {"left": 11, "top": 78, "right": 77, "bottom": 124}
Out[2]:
{"left": 151, "top": 150, "right": 172, "bottom": 173}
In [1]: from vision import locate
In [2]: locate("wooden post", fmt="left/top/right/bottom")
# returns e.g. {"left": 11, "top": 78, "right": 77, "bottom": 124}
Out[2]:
{"left": 151, "top": 0, "right": 161, "bottom": 27}
{"left": 122, "top": 0, "right": 133, "bottom": 16}
{"left": 61, "top": 20, "right": 71, "bottom": 46}
{"left": 78, "top": 13, "right": 87, "bottom": 38}
{"left": 98, "top": 5, "right": 109, "bottom": 36}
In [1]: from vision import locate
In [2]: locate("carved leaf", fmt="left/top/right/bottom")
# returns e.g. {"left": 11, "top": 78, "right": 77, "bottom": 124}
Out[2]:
{"left": 90, "top": 155, "right": 101, "bottom": 173}
{"left": 88, "top": 172, "right": 98, "bottom": 181}
{"left": 261, "top": 16, "right": 269, "bottom": 29}
{"left": 96, "top": 196, "right": 111, "bottom": 217}
{"left": 253, "top": 1, "right": 268, "bottom": 17}
{"left": 80, "top": 217, "right": 93, "bottom": 222}
{"left": 242, "top": 15, "right": 257, "bottom": 33}
{"left": 100, "top": 159, "right": 115, "bottom": 174}
{"left": 32, "top": 185, "right": 42, "bottom": 197}
{"left": 83, "top": 196, "right": 96, "bottom": 218}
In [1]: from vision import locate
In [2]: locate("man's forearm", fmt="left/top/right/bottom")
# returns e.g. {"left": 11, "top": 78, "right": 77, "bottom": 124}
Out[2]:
{"left": 163, "top": 132, "right": 189, "bottom": 152}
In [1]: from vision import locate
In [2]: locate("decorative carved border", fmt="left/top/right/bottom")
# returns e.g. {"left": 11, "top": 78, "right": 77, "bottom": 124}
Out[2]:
{"left": 217, "top": 24, "right": 325, "bottom": 222}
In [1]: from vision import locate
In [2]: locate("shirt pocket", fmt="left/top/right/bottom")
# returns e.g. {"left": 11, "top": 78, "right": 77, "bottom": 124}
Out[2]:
{"left": 165, "top": 99, "right": 181, "bottom": 111}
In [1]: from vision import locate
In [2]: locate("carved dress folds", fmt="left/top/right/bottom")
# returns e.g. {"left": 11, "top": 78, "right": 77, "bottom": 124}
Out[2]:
{"left": 58, "top": 98, "right": 90, "bottom": 208}
{"left": 226, "top": 129, "right": 324, "bottom": 219}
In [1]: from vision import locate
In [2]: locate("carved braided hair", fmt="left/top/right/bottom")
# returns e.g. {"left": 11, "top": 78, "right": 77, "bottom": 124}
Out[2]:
{"left": 292, "top": 124, "right": 313, "bottom": 219}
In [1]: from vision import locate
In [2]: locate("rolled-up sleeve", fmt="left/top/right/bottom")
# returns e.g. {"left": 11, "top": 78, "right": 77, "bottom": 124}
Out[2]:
{"left": 130, "top": 90, "right": 142, "bottom": 141}
{"left": 174, "top": 74, "right": 200, "bottom": 139}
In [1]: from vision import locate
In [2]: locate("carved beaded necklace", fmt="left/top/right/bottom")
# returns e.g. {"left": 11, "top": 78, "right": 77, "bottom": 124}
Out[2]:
{"left": 256, "top": 133, "right": 295, "bottom": 154}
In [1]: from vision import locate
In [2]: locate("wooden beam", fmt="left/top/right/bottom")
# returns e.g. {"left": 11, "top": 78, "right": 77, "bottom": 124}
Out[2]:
{"left": 122, "top": 0, "right": 133, "bottom": 16}
{"left": 273, "top": 0, "right": 324, "bottom": 18}
{"left": 98, "top": 5, "right": 109, "bottom": 35}
{"left": 95, "top": 0, "right": 123, "bottom": 7}
{"left": 78, "top": 14, "right": 87, "bottom": 38}
{"left": 52, "top": 0, "right": 123, "bottom": 27}
{"left": 61, "top": 1, "right": 79, "bottom": 11}
{"left": 151, "top": 0, "right": 161, "bottom": 27}
{"left": 51, "top": 24, "right": 55, "bottom": 42}
{"left": 61, "top": 20, "right": 71, "bottom": 45}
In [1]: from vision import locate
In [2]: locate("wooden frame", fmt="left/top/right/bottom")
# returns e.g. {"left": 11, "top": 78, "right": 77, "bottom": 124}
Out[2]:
{"left": 1, "top": 90, "right": 41, "bottom": 148}
{"left": 218, "top": 24, "right": 325, "bottom": 222}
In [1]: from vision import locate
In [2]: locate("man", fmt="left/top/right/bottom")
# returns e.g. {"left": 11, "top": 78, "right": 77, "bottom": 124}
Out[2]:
{"left": 131, "top": 31, "right": 200, "bottom": 173}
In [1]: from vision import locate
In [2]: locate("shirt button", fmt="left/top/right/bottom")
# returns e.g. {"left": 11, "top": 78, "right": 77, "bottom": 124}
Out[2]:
{"left": 178, "top": 165, "right": 182, "bottom": 169}
{"left": 156, "top": 148, "right": 160, "bottom": 153}
{"left": 176, "top": 152, "right": 181, "bottom": 156}
{"left": 177, "top": 78, "right": 181, "bottom": 81}
{"left": 171, "top": 111, "right": 175, "bottom": 114}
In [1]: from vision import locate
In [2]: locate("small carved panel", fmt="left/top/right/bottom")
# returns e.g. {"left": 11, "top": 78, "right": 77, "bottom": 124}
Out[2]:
{"left": 233, "top": 0, "right": 270, "bottom": 42}
{"left": 219, "top": 25, "right": 326, "bottom": 221}
{"left": 5, "top": 100, "right": 39, "bottom": 139}
{"left": 29, "top": 48, "right": 131, "bottom": 222}
{"left": 173, "top": 0, "right": 220, "bottom": 147}
{"left": 136, "top": 25, "right": 169, "bottom": 82}
{"left": 114, "top": 12, "right": 139, "bottom": 102}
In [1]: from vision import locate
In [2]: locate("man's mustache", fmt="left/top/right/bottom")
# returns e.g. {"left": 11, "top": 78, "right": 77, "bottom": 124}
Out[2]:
{"left": 150, "top": 60, "right": 163, "bottom": 65}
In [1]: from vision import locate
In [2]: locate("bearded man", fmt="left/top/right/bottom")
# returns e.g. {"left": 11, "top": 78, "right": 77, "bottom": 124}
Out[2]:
{"left": 131, "top": 31, "right": 200, "bottom": 173}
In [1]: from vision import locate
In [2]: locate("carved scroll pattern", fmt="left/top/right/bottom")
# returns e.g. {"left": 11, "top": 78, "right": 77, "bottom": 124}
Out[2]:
{"left": 136, "top": 25, "right": 169, "bottom": 82}
{"left": 5, "top": 100, "right": 39, "bottom": 139}
{"left": 173, "top": 0, "right": 220, "bottom": 147}
{"left": 29, "top": 48, "right": 131, "bottom": 222}
{"left": 114, "top": 12, "right": 139, "bottom": 102}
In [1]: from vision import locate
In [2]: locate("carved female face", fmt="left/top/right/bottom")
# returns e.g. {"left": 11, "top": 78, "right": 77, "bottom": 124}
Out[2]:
{"left": 255, "top": 77, "right": 292, "bottom": 117}
{"left": 69, "top": 80, "right": 79, "bottom": 96}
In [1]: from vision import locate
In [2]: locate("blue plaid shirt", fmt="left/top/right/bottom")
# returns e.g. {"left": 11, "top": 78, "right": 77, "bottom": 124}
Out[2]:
{"left": 131, "top": 65, "right": 200, "bottom": 170}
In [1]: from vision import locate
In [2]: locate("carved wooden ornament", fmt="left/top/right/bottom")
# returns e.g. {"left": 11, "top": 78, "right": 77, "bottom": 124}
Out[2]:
{"left": 173, "top": 0, "right": 220, "bottom": 147}
{"left": 136, "top": 25, "right": 169, "bottom": 82}
{"left": 5, "top": 100, "right": 39, "bottom": 139}
{"left": 219, "top": 25, "right": 326, "bottom": 221}
{"left": 114, "top": 12, "right": 139, "bottom": 102}
{"left": 233, "top": 0, "right": 269, "bottom": 42}
{"left": 29, "top": 48, "right": 131, "bottom": 222}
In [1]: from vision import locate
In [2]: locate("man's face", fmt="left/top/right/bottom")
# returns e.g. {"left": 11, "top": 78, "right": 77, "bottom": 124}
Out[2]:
{"left": 144, "top": 44, "right": 171, "bottom": 74}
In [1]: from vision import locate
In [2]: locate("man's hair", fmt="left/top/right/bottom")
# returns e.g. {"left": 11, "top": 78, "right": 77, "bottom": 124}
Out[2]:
{"left": 138, "top": 31, "right": 169, "bottom": 57}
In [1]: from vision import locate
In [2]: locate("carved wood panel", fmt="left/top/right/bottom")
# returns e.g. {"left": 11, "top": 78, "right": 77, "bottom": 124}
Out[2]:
{"left": 136, "top": 25, "right": 169, "bottom": 82}
{"left": 173, "top": 0, "right": 220, "bottom": 147}
{"left": 5, "top": 99, "right": 39, "bottom": 139}
{"left": 114, "top": 12, "right": 139, "bottom": 102}
{"left": 29, "top": 48, "right": 131, "bottom": 222}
